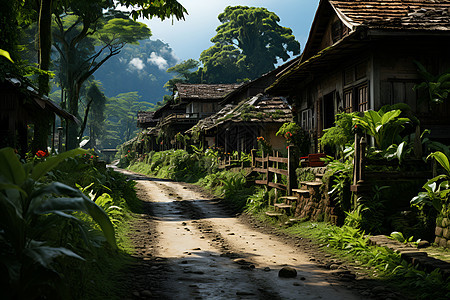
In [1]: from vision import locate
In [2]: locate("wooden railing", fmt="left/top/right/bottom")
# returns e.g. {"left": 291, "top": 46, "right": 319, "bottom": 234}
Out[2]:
{"left": 251, "top": 146, "right": 298, "bottom": 195}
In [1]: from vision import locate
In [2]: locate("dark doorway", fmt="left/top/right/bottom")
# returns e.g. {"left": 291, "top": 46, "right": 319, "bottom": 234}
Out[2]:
{"left": 323, "top": 91, "right": 335, "bottom": 129}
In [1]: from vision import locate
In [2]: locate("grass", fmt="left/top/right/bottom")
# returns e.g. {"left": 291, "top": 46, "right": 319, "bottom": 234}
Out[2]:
{"left": 254, "top": 217, "right": 450, "bottom": 300}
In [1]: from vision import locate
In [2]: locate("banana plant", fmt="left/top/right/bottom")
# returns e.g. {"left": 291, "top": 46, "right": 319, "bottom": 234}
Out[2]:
{"left": 0, "top": 147, "right": 116, "bottom": 299}
{"left": 411, "top": 151, "right": 450, "bottom": 213}
{"left": 352, "top": 108, "right": 410, "bottom": 150}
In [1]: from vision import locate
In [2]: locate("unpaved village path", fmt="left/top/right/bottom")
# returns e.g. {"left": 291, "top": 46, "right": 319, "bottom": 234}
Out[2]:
{"left": 118, "top": 169, "right": 378, "bottom": 300}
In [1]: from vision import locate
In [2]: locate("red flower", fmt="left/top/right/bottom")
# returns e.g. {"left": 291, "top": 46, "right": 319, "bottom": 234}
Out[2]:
{"left": 90, "top": 155, "right": 94, "bottom": 159}
{"left": 36, "top": 150, "right": 48, "bottom": 158}
{"left": 128, "top": 150, "right": 130, "bottom": 152}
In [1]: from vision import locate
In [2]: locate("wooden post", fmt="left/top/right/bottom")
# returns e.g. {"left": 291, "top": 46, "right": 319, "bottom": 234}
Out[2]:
{"left": 287, "top": 145, "right": 298, "bottom": 195}
{"left": 358, "top": 137, "right": 366, "bottom": 184}
{"left": 251, "top": 149, "right": 256, "bottom": 168}
{"left": 353, "top": 133, "right": 360, "bottom": 186}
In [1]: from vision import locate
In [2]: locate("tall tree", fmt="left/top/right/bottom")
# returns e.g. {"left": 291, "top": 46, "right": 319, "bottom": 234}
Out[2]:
{"left": 200, "top": 6, "right": 300, "bottom": 83}
{"left": 34, "top": 0, "right": 187, "bottom": 150}
{"left": 86, "top": 81, "right": 106, "bottom": 148}
{"left": 53, "top": 7, "right": 151, "bottom": 149}
{"left": 103, "top": 92, "right": 153, "bottom": 148}
{"left": 164, "top": 58, "right": 200, "bottom": 90}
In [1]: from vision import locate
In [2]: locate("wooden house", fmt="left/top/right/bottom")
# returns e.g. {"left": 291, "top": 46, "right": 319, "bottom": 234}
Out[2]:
{"left": 0, "top": 77, "right": 78, "bottom": 157}
{"left": 137, "top": 111, "right": 158, "bottom": 129}
{"left": 189, "top": 94, "right": 293, "bottom": 154}
{"left": 186, "top": 61, "right": 298, "bottom": 154}
{"left": 145, "top": 83, "right": 241, "bottom": 150}
{"left": 267, "top": 0, "right": 450, "bottom": 151}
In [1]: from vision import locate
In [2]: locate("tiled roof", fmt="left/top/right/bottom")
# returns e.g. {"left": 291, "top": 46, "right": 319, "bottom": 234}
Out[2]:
{"left": 204, "top": 94, "right": 293, "bottom": 131}
{"left": 175, "top": 83, "right": 243, "bottom": 101}
{"left": 330, "top": 0, "right": 450, "bottom": 31}
{"left": 185, "top": 105, "right": 235, "bottom": 133}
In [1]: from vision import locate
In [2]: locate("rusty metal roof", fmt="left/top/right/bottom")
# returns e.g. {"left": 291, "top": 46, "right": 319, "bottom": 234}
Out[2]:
{"left": 175, "top": 83, "right": 243, "bottom": 101}
{"left": 330, "top": 0, "right": 450, "bottom": 31}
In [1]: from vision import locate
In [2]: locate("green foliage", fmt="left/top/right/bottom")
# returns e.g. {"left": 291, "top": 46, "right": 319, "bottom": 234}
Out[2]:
{"left": 411, "top": 151, "right": 450, "bottom": 218}
{"left": 103, "top": 92, "right": 153, "bottom": 149}
{"left": 128, "top": 149, "right": 218, "bottom": 183}
{"left": 0, "top": 147, "right": 116, "bottom": 299}
{"left": 325, "top": 158, "right": 353, "bottom": 212}
{"left": 0, "top": 49, "right": 14, "bottom": 63}
{"left": 390, "top": 231, "right": 417, "bottom": 244}
{"left": 256, "top": 136, "right": 272, "bottom": 156}
{"left": 413, "top": 60, "right": 450, "bottom": 104}
{"left": 276, "top": 122, "right": 309, "bottom": 155}
{"left": 199, "top": 170, "right": 253, "bottom": 211}
{"left": 245, "top": 186, "right": 270, "bottom": 213}
{"left": 320, "top": 112, "right": 356, "bottom": 157}
{"left": 352, "top": 108, "right": 410, "bottom": 150}
{"left": 200, "top": 6, "right": 300, "bottom": 83}
{"left": 164, "top": 59, "right": 201, "bottom": 90}
{"left": 296, "top": 167, "right": 316, "bottom": 182}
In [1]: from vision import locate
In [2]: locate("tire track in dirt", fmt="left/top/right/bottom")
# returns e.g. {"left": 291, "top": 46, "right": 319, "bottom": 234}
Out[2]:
{"left": 119, "top": 168, "right": 368, "bottom": 300}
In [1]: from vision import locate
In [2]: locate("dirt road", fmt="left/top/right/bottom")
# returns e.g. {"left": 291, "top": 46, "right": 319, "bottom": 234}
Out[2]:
{"left": 119, "top": 170, "right": 370, "bottom": 299}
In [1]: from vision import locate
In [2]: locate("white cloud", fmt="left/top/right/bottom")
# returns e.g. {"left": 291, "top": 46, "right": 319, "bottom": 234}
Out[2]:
{"left": 128, "top": 58, "right": 145, "bottom": 70}
{"left": 147, "top": 52, "right": 169, "bottom": 70}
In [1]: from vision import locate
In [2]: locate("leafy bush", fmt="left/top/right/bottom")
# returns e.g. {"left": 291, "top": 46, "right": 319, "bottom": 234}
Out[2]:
{"left": 352, "top": 108, "right": 410, "bottom": 151}
{"left": 276, "top": 122, "right": 310, "bottom": 155}
{"left": 320, "top": 112, "right": 356, "bottom": 157}
{"left": 412, "top": 151, "right": 450, "bottom": 222}
{"left": 199, "top": 170, "right": 254, "bottom": 211}
{"left": 0, "top": 148, "right": 116, "bottom": 299}
{"left": 129, "top": 149, "right": 218, "bottom": 182}
{"left": 319, "top": 221, "right": 450, "bottom": 299}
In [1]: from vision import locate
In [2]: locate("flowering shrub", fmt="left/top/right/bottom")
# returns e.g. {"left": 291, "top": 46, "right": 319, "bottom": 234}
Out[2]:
{"left": 257, "top": 136, "right": 272, "bottom": 156}
{"left": 276, "top": 122, "right": 310, "bottom": 155}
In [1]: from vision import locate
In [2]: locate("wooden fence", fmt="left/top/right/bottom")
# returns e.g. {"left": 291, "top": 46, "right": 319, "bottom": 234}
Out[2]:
{"left": 251, "top": 146, "right": 298, "bottom": 195}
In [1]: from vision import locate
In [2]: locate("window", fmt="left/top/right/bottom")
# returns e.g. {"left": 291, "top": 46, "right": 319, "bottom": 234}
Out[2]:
{"left": 357, "top": 84, "right": 369, "bottom": 112}
{"left": 301, "top": 109, "right": 313, "bottom": 131}
{"left": 344, "top": 89, "right": 353, "bottom": 113}
{"left": 343, "top": 83, "right": 369, "bottom": 113}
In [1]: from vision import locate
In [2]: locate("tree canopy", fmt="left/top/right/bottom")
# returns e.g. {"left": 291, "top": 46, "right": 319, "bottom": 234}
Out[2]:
{"left": 200, "top": 6, "right": 300, "bottom": 83}
{"left": 164, "top": 58, "right": 201, "bottom": 90}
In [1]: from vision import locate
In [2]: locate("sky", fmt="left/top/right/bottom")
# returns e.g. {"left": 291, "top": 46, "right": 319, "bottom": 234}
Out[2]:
{"left": 139, "top": 0, "right": 320, "bottom": 63}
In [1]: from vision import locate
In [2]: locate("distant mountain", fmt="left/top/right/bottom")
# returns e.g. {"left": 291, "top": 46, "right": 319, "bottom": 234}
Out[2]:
{"left": 93, "top": 38, "right": 178, "bottom": 102}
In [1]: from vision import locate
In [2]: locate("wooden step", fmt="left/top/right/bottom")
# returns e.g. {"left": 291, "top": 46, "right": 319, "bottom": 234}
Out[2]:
{"left": 300, "top": 181, "right": 322, "bottom": 187}
{"left": 292, "top": 188, "right": 309, "bottom": 194}
{"left": 279, "top": 196, "right": 298, "bottom": 201}
{"left": 274, "top": 203, "right": 293, "bottom": 209}
{"left": 265, "top": 211, "right": 283, "bottom": 217}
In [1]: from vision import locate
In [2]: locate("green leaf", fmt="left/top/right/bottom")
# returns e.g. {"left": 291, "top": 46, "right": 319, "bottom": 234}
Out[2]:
{"left": 31, "top": 195, "right": 116, "bottom": 249}
{"left": 0, "top": 49, "right": 14, "bottom": 63}
{"left": 0, "top": 148, "right": 26, "bottom": 185}
{"left": 380, "top": 110, "right": 401, "bottom": 125}
{"left": 397, "top": 141, "right": 405, "bottom": 162}
{"left": 31, "top": 148, "right": 88, "bottom": 181}
{"left": 427, "top": 151, "right": 450, "bottom": 175}
{"left": 23, "top": 245, "right": 84, "bottom": 270}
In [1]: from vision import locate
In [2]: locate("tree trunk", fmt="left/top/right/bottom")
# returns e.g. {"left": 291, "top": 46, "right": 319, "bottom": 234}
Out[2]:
{"left": 66, "top": 82, "right": 81, "bottom": 149}
{"left": 34, "top": 0, "right": 53, "bottom": 152}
